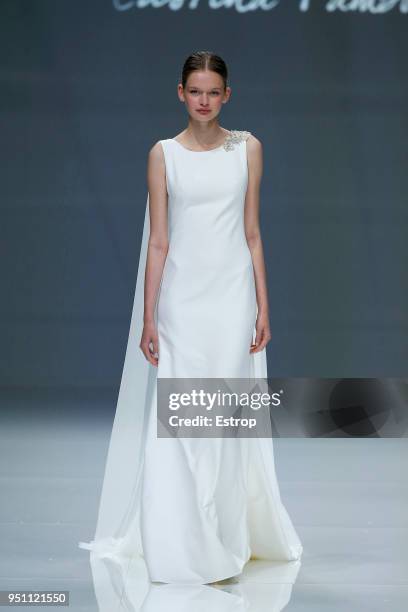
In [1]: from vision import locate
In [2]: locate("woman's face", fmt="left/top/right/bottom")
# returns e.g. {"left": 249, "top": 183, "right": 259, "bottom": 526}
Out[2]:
{"left": 178, "top": 70, "right": 230, "bottom": 121}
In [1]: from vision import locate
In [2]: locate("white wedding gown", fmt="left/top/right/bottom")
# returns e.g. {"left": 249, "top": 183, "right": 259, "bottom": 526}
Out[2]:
{"left": 79, "top": 130, "right": 303, "bottom": 585}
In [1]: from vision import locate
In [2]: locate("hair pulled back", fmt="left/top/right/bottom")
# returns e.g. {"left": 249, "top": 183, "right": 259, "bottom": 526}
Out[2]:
{"left": 181, "top": 51, "right": 228, "bottom": 91}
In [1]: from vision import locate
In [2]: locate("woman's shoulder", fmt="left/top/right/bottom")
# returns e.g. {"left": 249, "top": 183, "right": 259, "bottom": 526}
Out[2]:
{"left": 226, "top": 129, "right": 261, "bottom": 149}
{"left": 242, "top": 130, "right": 262, "bottom": 153}
{"left": 146, "top": 140, "right": 168, "bottom": 177}
{"left": 226, "top": 129, "right": 251, "bottom": 143}
{"left": 230, "top": 129, "right": 251, "bottom": 139}
{"left": 147, "top": 139, "right": 168, "bottom": 159}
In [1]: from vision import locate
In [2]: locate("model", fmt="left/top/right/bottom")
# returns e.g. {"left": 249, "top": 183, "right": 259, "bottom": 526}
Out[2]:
{"left": 79, "top": 50, "right": 303, "bottom": 585}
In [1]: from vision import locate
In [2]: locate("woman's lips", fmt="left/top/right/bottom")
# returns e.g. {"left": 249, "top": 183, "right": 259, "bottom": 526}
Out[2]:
{"left": 197, "top": 109, "right": 210, "bottom": 114}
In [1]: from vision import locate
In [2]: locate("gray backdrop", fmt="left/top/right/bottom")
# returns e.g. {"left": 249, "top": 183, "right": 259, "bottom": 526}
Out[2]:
{"left": 1, "top": 1, "right": 407, "bottom": 402}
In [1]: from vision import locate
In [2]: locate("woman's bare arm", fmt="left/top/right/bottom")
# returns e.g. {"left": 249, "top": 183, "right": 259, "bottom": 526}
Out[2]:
{"left": 244, "top": 135, "right": 272, "bottom": 353}
{"left": 139, "top": 141, "right": 169, "bottom": 366}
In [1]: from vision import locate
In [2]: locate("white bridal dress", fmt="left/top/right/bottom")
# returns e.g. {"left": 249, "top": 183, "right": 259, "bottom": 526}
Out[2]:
{"left": 79, "top": 129, "right": 303, "bottom": 585}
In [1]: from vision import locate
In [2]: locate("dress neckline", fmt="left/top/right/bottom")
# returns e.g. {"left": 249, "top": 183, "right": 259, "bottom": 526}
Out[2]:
{"left": 171, "top": 130, "right": 231, "bottom": 153}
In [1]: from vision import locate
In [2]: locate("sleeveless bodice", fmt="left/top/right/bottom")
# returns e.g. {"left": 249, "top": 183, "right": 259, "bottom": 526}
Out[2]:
{"left": 159, "top": 130, "right": 252, "bottom": 276}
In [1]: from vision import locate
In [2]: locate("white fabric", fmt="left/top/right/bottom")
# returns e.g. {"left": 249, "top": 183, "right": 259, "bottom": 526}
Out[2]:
{"left": 86, "top": 553, "right": 301, "bottom": 612}
{"left": 79, "top": 133, "right": 303, "bottom": 584}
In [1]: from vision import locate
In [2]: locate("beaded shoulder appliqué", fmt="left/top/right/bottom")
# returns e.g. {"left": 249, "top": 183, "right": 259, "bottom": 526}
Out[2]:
{"left": 223, "top": 130, "right": 251, "bottom": 152}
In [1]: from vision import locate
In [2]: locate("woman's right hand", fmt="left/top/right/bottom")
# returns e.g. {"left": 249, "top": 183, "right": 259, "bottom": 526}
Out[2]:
{"left": 139, "top": 321, "right": 159, "bottom": 367}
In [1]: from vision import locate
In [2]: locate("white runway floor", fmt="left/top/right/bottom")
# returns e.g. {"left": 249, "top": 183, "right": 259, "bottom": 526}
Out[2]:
{"left": 0, "top": 395, "right": 406, "bottom": 611}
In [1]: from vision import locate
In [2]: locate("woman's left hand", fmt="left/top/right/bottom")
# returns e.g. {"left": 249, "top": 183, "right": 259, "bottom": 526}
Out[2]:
{"left": 250, "top": 311, "right": 272, "bottom": 353}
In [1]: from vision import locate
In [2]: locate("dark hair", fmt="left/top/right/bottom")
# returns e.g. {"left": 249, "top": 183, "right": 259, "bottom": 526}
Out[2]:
{"left": 181, "top": 51, "right": 228, "bottom": 91}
